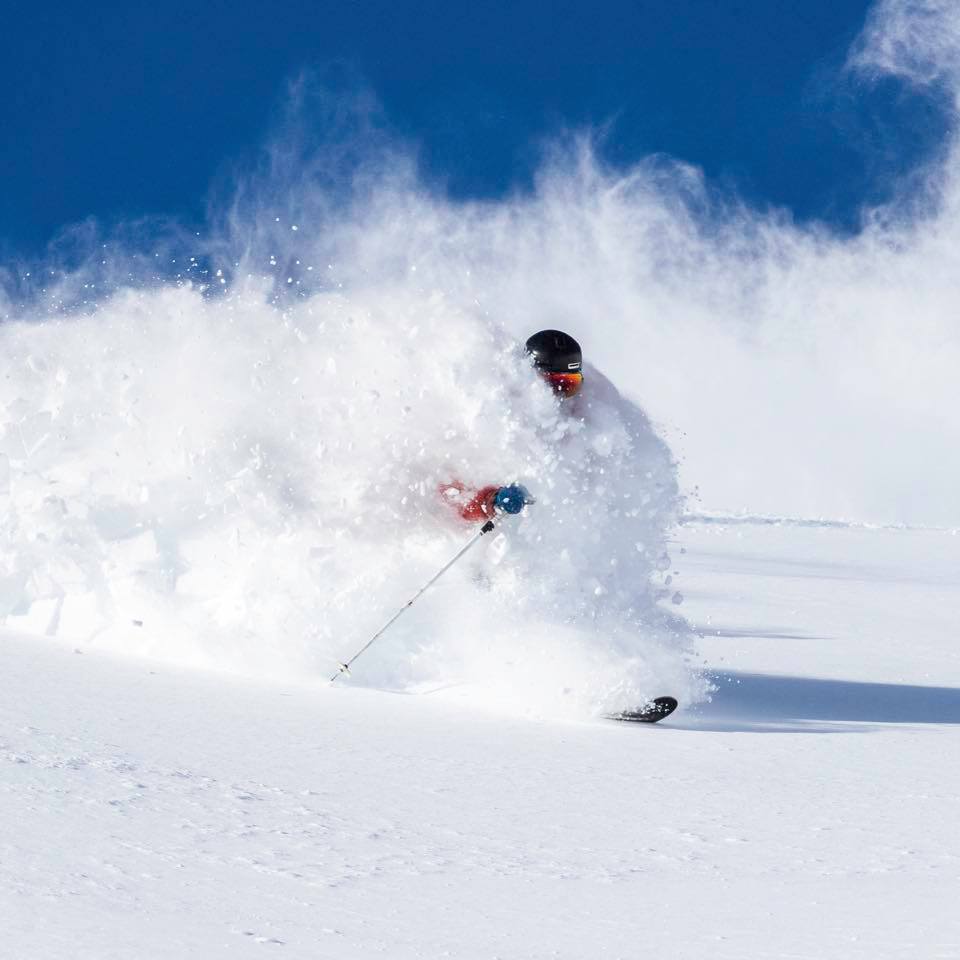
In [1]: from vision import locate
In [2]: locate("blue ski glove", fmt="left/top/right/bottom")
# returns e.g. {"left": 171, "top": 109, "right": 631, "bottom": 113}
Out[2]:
{"left": 493, "top": 484, "right": 536, "bottom": 515}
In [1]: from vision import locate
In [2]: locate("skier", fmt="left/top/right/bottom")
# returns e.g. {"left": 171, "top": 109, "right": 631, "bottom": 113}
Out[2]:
{"left": 339, "top": 328, "right": 679, "bottom": 720}
{"left": 438, "top": 329, "right": 583, "bottom": 522}
{"left": 436, "top": 329, "right": 677, "bottom": 722}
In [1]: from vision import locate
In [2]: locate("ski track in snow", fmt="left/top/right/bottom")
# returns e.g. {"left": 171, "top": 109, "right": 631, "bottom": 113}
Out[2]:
{"left": 2, "top": 520, "right": 959, "bottom": 959}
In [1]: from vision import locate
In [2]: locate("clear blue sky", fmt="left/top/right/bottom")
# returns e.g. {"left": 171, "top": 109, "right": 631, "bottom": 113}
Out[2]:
{"left": 1, "top": 0, "right": 948, "bottom": 255}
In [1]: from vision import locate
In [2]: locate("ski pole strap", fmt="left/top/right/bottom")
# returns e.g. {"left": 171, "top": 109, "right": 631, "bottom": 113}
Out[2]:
{"left": 329, "top": 519, "right": 496, "bottom": 682}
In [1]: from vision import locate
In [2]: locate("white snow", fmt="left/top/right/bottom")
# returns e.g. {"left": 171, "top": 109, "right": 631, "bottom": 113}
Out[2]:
{"left": 3, "top": 520, "right": 958, "bottom": 958}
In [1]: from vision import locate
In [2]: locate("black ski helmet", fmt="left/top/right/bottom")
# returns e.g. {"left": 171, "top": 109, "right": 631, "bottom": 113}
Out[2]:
{"left": 525, "top": 329, "right": 582, "bottom": 374}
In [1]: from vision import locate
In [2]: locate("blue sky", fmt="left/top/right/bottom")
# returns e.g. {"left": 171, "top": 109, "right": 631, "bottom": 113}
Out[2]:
{"left": 1, "top": 0, "right": 948, "bottom": 255}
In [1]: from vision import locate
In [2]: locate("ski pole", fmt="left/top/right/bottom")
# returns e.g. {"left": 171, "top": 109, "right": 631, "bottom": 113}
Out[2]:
{"left": 329, "top": 519, "right": 496, "bottom": 682}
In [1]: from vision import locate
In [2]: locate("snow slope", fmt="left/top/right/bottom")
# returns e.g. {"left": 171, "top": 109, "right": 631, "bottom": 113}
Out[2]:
{"left": 3, "top": 519, "right": 958, "bottom": 959}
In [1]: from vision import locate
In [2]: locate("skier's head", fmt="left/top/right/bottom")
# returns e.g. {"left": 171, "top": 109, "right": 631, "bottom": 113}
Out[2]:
{"left": 525, "top": 329, "right": 583, "bottom": 398}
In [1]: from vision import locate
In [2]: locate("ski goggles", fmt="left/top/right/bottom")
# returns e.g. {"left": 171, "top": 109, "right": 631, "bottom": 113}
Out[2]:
{"left": 542, "top": 370, "right": 584, "bottom": 398}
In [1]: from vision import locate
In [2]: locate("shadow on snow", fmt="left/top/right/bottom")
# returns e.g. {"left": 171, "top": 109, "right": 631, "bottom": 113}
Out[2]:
{"left": 678, "top": 671, "right": 960, "bottom": 733}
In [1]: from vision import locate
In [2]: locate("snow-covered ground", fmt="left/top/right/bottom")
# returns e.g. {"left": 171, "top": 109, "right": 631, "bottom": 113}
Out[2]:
{"left": 4, "top": 518, "right": 958, "bottom": 959}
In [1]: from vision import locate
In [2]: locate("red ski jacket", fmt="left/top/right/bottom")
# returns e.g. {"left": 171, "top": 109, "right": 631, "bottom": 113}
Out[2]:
{"left": 438, "top": 481, "right": 500, "bottom": 523}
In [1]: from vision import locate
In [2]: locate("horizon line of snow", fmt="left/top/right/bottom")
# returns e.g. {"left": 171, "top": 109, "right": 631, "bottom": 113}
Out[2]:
{"left": 680, "top": 512, "right": 959, "bottom": 535}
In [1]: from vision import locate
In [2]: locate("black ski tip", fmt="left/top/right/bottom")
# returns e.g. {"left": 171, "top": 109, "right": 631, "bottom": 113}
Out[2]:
{"left": 607, "top": 696, "right": 678, "bottom": 724}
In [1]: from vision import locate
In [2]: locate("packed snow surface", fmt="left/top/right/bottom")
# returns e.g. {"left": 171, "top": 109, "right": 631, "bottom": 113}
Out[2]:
{"left": 3, "top": 520, "right": 958, "bottom": 959}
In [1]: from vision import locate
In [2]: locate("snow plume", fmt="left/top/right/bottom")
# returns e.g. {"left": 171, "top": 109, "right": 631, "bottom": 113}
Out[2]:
{"left": 187, "top": 0, "right": 960, "bottom": 530}
{"left": 0, "top": 277, "right": 693, "bottom": 717}
{"left": 850, "top": 0, "right": 960, "bottom": 92}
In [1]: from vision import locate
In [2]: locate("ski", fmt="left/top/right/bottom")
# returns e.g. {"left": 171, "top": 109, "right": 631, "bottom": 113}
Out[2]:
{"left": 607, "top": 696, "right": 678, "bottom": 724}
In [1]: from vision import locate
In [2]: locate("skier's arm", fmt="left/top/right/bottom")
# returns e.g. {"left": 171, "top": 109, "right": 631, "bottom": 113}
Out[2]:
{"left": 439, "top": 482, "right": 534, "bottom": 522}
{"left": 439, "top": 482, "right": 499, "bottom": 522}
